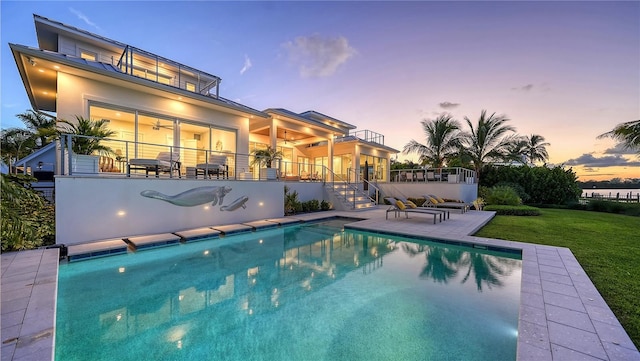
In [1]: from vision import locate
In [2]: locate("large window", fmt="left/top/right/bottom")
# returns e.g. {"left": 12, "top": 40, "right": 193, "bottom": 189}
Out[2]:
{"left": 332, "top": 154, "right": 352, "bottom": 181}
{"left": 360, "top": 154, "right": 387, "bottom": 182}
{"left": 89, "top": 103, "right": 237, "bottom": 174}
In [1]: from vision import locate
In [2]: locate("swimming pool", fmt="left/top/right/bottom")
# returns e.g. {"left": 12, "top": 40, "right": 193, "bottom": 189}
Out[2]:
{"left": 55, "top": 218, "right": 522, "bottom": 361}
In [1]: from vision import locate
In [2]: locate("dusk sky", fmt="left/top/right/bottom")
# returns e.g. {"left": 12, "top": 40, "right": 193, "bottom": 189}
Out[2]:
{"left": 2, "top": 1, "right": 639, "bottom": 180}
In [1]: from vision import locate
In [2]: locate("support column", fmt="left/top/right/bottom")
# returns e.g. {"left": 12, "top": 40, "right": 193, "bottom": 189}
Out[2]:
{"left": 270, "top": 122, "right": 277, "bottom": 149}
{"left": 354, "top": 145, "right": 361, "bottom": 183}
{"left": 327, "top": 136, "right": 334, "bottom": 182}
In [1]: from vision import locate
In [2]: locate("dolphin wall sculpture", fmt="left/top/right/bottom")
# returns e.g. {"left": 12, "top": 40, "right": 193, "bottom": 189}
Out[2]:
{"left": 140, "top": 186, "right": 232, "bottom": 207}
{"left": 220, "top": 196, "right": 249, "bottom": 211}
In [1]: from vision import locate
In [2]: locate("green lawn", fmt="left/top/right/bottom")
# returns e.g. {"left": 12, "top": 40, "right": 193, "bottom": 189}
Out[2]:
{"left": 474, "top": 208, "right": 640, "bottom": 348}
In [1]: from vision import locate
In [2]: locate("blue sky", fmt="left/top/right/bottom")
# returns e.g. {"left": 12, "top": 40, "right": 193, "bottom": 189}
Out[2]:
{"left": 2, "top": 1, "right": 639, "bottom": 180}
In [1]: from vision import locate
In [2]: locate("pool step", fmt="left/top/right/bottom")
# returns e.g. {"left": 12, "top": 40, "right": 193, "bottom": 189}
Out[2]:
{"left": 211, "top": 224, "right": 253, "bottom": 236}
{"left": 64, "top": 217, "right": 315, "bottom": 261}
{"left": 126, "top": 233, "right": 181, "bottom": 251}
{"left": 174, "top": 227, "right": 221, "bottom": 242}
{"left": 67, "top": 239, "right": 128, "bottom": 261}
{"left": 265, "top": 217, "right": 303, "bottom": 226}
{"left": 242, "top": 220, "right": 280, "bottom": 231}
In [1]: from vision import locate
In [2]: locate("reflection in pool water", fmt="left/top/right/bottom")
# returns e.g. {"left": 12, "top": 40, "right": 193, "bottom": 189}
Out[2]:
{"left": 56, "top": 220, "right": 521, "bottom": 361}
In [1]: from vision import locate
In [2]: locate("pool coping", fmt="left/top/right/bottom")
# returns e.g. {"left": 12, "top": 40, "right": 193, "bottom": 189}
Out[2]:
{"left": 1, "top": 208, "right": 639, "bottom": 361}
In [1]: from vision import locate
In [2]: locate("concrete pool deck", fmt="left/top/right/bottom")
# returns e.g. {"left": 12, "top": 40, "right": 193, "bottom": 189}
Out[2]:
{"left": 2, "top": 208, "right": 639, "bottom": 361}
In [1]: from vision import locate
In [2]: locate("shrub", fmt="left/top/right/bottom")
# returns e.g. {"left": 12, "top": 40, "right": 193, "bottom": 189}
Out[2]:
{"left": 495, "top": 182, "right": 530, "bottom": 203}
{"left": 320, "top": 200, "right": 331, "bottom": 211}
{"left": 284, "top": 186, "right": 300, "bottom": 215}
{"left": 484, "top": 205, "right": 541, "bottom": 216}
{"left": 1, "top": 174, "right": 55, "bottom": 252}
{"left": 485, "top": 185, "right": 522, "bottom": 206}
{"left": 585, "top": 200, "right": 640, "bottom": 217}
{"left": 478, "top": 186, "right": 491, "bottom": 200}
{"left": 307, "top": 199, "right": 320, "bottom": 212}
{"left": 480, "top": 164, "right": 582, "bottom": 205}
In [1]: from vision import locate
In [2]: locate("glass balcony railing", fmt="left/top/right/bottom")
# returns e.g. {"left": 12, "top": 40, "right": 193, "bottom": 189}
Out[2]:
{"left": 336, "top": 130, "right": 385, "bottom": 145}
{"left": 390, "top": 167, "right": 477, "bottom": 184}
{"left": 116, "top": 45, "right": 221, "bottom": 98}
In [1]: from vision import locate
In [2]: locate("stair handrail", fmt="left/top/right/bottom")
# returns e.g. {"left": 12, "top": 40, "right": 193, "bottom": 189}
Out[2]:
{"left": 322, "top": 166, "right": 359, "bottom": 209}
{"left": 322, "top": 166, "right": 379, "bottom": 209}
{"left": 346, "top": 167, "right": 380, "bottom": 205}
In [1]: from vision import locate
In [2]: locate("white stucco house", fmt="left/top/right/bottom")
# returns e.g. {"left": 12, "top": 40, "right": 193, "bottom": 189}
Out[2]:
{"left": 9, "top": 14, "right": 475, "bottom": 245}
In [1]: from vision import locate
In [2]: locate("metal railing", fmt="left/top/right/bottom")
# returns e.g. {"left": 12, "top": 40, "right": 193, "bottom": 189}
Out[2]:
{"left": 116, "top": 45, "right": 222, "bottom": 98}
{"left": 390, "top": 167, "right": 476, "bottom": 184}
{"left": 278, "top": 161, "right": 324, "bottom": 182}
{"left": 346, "top": 167, "right": 380, "bottom": 205}
{"left": 325, "top": 167, "right": 361, "bottom": 209}
{"left": 57, "top": 134, "right": 332, "bottom": 181}
{"left": 348, "top": 130, "right": 385, "bottom": 145}
{"left": 59, "top": 134, "right": 251, "bottom": 179}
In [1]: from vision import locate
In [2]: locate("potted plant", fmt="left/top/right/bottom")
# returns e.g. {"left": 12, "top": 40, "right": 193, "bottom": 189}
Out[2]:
{"left": 58, "top": 116, "right": 116, "bottom": 173}
{"left": 250, "top": 146, "right": 283, "bottom": 180}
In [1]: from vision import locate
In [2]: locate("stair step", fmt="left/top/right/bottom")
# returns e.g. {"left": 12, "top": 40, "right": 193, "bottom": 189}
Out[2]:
{"left": 326, "top": 180, "right": 376, "bottom": 211}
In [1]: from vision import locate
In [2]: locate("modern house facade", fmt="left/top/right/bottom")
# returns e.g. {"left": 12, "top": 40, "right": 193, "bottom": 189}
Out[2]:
{"left": 10, "top": 15, "right": 475, "bottom": 245}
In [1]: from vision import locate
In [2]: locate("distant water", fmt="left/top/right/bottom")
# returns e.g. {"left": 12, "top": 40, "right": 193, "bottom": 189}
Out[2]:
{"left": 581, "top": 188, "right": 640, "bottom": 198}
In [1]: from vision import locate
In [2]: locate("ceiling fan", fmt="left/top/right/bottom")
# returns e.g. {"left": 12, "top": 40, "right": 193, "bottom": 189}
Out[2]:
{"left": 281, "top": 130, "right": 299, "bottom": 145}
{"left": 151, "top": 119, "right": 173, "bottom": 130}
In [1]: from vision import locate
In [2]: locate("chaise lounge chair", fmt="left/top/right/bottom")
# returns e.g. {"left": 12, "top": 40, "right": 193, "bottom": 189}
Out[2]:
{"left": 422, "top": 194, "right": 470, "bottom": 213}
{"left": 397, "top": 197, "right": 450, "bottom": 220}
{"left": 196, "top": 154, "right": 229, "bottom": 179}
{"left": 384, "top": 197, "right": 444, "bottom": 224}
{"left": 128, "top": 151, "right": 181, "bottom": 178}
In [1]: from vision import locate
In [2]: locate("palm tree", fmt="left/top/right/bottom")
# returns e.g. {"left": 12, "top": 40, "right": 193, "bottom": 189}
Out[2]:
{"left": 57, "top": 116, "right": 116, "bottom": 155}
{"left": 523, "top": 134, "right": 550, "bottom": 165}
{"left": 0, "top": 128, "right": 37, "bottom": 174}
{"left": 16, "top": 110, "right": 57, "bottom": 148}
{"left": 505, "top": 134, "right": 550, "bottom": 165}
{"left": 504, "top": 137, "right": 528, "bottom": 165}
{"left": 597, "top": 120, "right": 640, "bottom": 154}
{"left": 250, "top": 146, "right": 284, "bottom": 168}
{"left": 402, "top": 114, "right": 461, "bottom": 168}
{"left": 462, "top": 110, "right": 516, "bottom": 180}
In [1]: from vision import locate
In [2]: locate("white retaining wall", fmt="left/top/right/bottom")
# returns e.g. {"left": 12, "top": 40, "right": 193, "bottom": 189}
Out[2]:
{"left": 55, "top": 177, "right": 284, "bottom": 245}
{"left": 377, "top": 182, "right": 477, "bottom": 203}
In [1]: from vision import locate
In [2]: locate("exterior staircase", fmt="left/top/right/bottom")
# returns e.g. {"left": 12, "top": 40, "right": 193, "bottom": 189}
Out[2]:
{"left": 325, "top": 181, "right": 377, "bottom": 211}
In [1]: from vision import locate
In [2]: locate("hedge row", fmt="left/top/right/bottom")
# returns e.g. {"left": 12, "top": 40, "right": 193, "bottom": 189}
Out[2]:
{"left": 480, "top": 164, "right": 582, "bottom": 205}
{"left": 567, "top": 200, "right": 640, "bottom": 217}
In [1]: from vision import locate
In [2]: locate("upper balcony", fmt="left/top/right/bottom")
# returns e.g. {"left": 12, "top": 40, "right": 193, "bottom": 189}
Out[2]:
{"left": 116, "top": 45, "right": 222, "bottom": 98}
{"left": 335, "top": 130, "right": 385, "bottom": 146}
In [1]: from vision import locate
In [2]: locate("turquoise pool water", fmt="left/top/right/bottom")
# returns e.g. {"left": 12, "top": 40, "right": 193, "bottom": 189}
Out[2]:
{"left": 55, "top": 219, "right": 522, "bottom": 361}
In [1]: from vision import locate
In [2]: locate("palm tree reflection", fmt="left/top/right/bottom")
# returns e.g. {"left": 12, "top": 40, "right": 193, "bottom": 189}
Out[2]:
{"left": 401, "top": 242, "right": 520, "bottom": 291}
